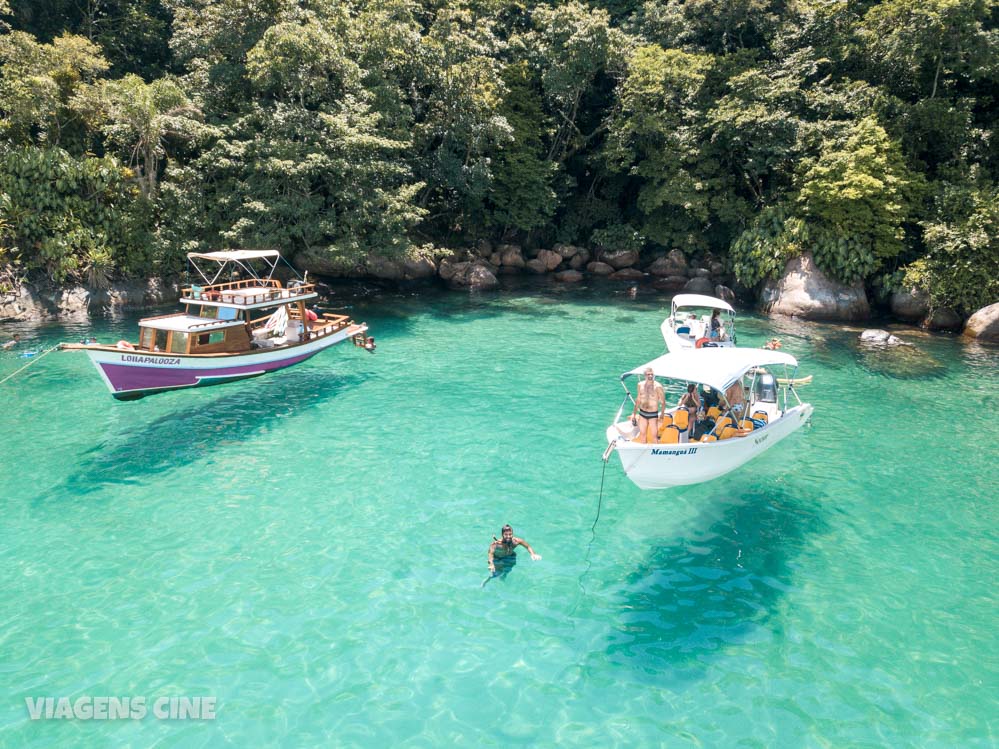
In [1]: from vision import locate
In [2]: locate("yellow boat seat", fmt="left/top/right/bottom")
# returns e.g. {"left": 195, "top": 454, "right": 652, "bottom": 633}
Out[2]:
{"left": 659, "top": 425, "right": 681, "bottom": 444}
{"left": 706, "top": 406, "right": 721, "bottom": 421}
{"left": 700, "top": 434, "right": 717, "bottom": 442}
{"left": 752, "top": 410, "right": 768, "bottom": 424}
{"left": 718, "top": 426, "right": 741, "bottom": 440}
{"left": 739, "top": 419, "right": 756, "bottom": 430}
{"left": 656, "top": 414, "right": 673, "bottom": 437}
{"left": 715, "top": 416, "right": 733, "bottom": 432}
{"left": 672, "top": 409, "right": 689, "bottom": 431}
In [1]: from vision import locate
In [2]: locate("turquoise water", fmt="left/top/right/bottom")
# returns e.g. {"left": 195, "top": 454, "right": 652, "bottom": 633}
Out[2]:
{"left": 1, "top": 284, "right": 997, "bottom": 747}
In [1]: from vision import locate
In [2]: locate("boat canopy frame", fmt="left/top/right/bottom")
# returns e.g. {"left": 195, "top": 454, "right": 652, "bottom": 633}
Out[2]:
{"left": 670, "top": 294, "right": 735, "bottom": 314}
{"left": 187, "top": 250, "right": 298, "bottom": 287}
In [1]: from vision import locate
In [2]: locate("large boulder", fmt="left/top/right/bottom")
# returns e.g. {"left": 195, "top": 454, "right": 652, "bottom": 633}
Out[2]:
{"left": 473, "top": 239, "right": 493, "bottom": 258}
{"left": 890, "top": 287, "right": 930, "bottom": 322}
{"left": 554, "top": 269, "right": 584, "bottom": 283}
{"left": 692, "top": 267, "right": 711, "bottom": 278}
{"left": 602, "top": 249, "right": 640, "bottom": 270}
{"left": 760, "top": 252, "right": 870, "bottom": 321}
{"left": 401, "top": 255, "right": 438, "bottom": 279}
{"left": 609, "top": 268, "right": 645, "bottom": 281}
{"left": 525, "top": 258, "right": 548, "bottom": 274}
{"left": 922, "top": 307, "right": 963, "bottom": 331}
{"left": 499, "top": 245, "right": 525, "bottom": 268}
{"left": 586, "top": 261, "right": 615, "bottom": 276}
{"left": 646, "top": 256, "right": 677, "bottom": 277}
{"left": 683, "top": 277, "right": 715, "bottom": 295}
{"left": 364, "top": 255, "right": 406, "bottom": 281}
{"left": 536, "top": 248, "right": 562, "bottom": 271}
{"left": 445, "top": 261, "right": 498, "bottom": 290}
{"left": 963, "top": 302, "right": 999, "bottom": 342}
{"left": 714, "top": 285, "right": 736, "bottom": 305}
{"left": 553, "top": 243, "right": 581, "bottom": 259}
{"left": 709, "top": 261, "right": 725, "bottom": 277}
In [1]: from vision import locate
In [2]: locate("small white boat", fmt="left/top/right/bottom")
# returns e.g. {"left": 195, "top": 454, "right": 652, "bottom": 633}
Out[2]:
{"left": 604, "top": 348, "right": 812, "bottom": 489}
{"left": 661, "top": 294, "right": 737, "bottom": 352}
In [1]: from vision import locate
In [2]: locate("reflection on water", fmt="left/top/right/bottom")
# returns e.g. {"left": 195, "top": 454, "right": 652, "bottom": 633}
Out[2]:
{"left": 605, "top": 485, "right": 826, "bottom": 675}
{"left": 57, "top": 371, "right": 364, "bottom": 496}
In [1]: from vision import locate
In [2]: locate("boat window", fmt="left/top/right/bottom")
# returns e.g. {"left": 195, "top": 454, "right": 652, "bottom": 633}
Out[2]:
{"left": 199, "top": 306, "right": 218, "bottom": 319}
{"left": 169, "top": 332, "right": 188, "bottom": 354}
{"left": 140, "top": 327, "right": 154, "bottom": 350}
{"left": 197, "top": 331, "right": 225, "bottom": 346}
{"left": 218, "top": 307, "right": 239, "bottom": 321}
{"left": 154, "top": 329, "right": 168, "bottom": 351}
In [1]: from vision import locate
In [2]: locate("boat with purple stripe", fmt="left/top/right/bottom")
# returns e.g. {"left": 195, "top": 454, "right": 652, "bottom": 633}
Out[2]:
{"left": 62, "top": 250, "right": 375, "bottom": 399}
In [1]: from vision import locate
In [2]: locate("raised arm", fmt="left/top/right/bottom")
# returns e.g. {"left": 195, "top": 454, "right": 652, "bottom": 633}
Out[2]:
{"left": 515, "top": 537, "right": 542, "bottom": 561}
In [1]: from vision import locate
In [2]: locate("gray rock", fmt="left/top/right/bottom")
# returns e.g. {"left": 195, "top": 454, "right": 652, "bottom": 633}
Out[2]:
{"left": 609, "top": 268, "right": 645, "bottom": 281}
{"left": 474, "top": 239, "right": 493, "bottom": 258}
{"left": 525, "top": 258, "right": 549, "bottom": 274}
{"left": 760, "top": 252, "right": 870, "bottom": 321}
{"left": 714, "top": 285, "right": 736, "bottom": 305}
{"left": 586, "top": 261, "right": 615, "bottom": 276}
{"left": 569, "top": 254, "right": 587, "bottom": 270}
{"left": 446, "top": 261, "right": 498, "bottom": 290}
{"left": 922, "top": 307, "right": 963, "bottom": 331}
{"left": 537, "top": 249, "right": 562, "bottom": 271}
{"left": 554, "top": 270, "right": 584, "bottom": 283}
{"left": 602, "top": 249, "right": 640, "bottom": 270}
{"left": 499, "top": 245, "right": 525, "bottom": 268}
{"left": 963, "top": 302, "right": 999, "bottom": 342}
{"left": 709, "top": 261, "right": 725, "bottom": 277}
{"left": 438, "top": 259, "right": 460, "bottom": 282}
{"left": 666, "top": 249, "right": 688, "bottom": 273}
{"left": 860, "top": 329, "right": 908, "bottom": 346}
{"left": 890, "top": 287, "right": 930, "bottom": 322}
{"left": 400, "top": 255, "right": 437, "bottom": 279}
{"left": 553, "top": 243, "right": 580, "bottom": 259}
{"left": 364, "top": 256, "right": 406, "bottom": 281}
{"left": 646, "top": 256, "right": 676, "bottom": 277}
{"left": 683, "top": 277, "right": 715, "bottom": 295}
{"left": 693, "top": 267, "right": 712, "bottom": 278}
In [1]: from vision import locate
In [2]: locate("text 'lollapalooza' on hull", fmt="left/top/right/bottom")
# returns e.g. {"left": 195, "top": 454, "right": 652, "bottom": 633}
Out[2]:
{"left": 62, "top": 250, "right": 374, "bottom": 399}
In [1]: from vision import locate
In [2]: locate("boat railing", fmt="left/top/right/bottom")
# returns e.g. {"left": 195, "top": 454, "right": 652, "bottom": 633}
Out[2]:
{"left": 182, "top": 278, "right": 317, "bottom": 306}
{"left": 306, "top": 314, "right": 353, "bottom": 341}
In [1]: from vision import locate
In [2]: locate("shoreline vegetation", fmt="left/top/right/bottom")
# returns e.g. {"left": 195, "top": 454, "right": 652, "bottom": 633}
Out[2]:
{"left": 0, "top": 0, "right": 997, "bottom": 338}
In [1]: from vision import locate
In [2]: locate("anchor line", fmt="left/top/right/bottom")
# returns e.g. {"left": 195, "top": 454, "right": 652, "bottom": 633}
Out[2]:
{"left": 0, "top": 345, "right": 58, "bottom": 386}
{"left": 573, "top": 458, "right": 609, "bottom": 608}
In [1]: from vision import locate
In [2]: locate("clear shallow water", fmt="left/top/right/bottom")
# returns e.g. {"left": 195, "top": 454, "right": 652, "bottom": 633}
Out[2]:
{"left": 1, "top": 284, "right": 997, "bottom": 747}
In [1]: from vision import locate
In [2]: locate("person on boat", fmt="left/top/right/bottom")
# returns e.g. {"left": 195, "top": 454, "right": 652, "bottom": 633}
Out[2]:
{"left": 678, "top": 383, "right": 701, "bottom": 437}
{"left": 487, "top": 525, "right": 541, "bottom": 579}
{"left": 631, "top": 367, "right": 665, "bottom": 443}
{"left": 710, "top": 310, "right": 724, "bottom": 340}
{"left": 2, "top": 333, "right": 20, "bottom": 349}
{"left": 722, "top": 380, "right": 746, "bottom": 415}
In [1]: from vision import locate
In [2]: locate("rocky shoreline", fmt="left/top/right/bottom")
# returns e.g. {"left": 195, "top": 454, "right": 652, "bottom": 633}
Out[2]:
{"left": 2, "top": 245, "right": 998, "bottom": 342}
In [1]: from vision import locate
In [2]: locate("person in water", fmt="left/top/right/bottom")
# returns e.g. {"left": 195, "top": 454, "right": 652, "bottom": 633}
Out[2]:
{"left": 631, "top": 367, "right": 665, "bottom": 443}
{"left": 2, "top": 333, "right": 20, "bottom": 350}
{"left": 487, "top": 525, "right": 541, "bottom": 579}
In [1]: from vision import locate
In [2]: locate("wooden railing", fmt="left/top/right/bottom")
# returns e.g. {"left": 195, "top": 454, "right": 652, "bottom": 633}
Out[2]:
{"left": 182, "top": 278, "right": 317, "bottom": 306}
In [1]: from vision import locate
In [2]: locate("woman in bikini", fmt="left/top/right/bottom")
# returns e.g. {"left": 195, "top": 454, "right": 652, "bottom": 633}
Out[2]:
{"left": 678, "top": 383, "right": 701, "bottom": 438}
{"left": 631, "top": 368, "right": 665, "bottom": 444}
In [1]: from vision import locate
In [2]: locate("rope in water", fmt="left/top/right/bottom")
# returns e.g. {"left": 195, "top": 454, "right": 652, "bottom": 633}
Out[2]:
{"left": 0, "top": 345, "right": 58, "bottom": 386}
{"left": 573, "top": 457, "right": 609, "bottom": 605}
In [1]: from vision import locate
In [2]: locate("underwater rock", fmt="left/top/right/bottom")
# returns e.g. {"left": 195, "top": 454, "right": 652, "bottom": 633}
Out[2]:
{"left": 860, "top": 329, "right": 909, "bottom": 346}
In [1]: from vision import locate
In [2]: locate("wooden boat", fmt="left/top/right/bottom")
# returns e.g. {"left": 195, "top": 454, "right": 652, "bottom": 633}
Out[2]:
{"left": 605, "top": 348, "right": 812, "bottom": 489}
{"left": 62, "top": 250, "right": 373, "bottom": 399}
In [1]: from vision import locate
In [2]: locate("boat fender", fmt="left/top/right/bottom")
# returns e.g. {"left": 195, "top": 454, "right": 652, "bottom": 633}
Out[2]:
{"left": 116, "top": 340, "right": 135, "bottom": 350}
{"left": 694, "top": 337, "right": 710, "bottom": 349}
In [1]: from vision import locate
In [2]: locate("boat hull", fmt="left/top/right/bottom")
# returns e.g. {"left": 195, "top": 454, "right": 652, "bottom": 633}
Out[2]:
{"left": 85, "top": 325, "right": 364, "bottom": 399}
{"left": 607, "top": 404, "right": 813, "bottom": 489}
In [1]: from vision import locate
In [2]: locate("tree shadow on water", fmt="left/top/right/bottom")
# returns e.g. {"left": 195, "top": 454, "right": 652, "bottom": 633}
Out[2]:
{"left": 48, "top": 370, "right": 367, "bottom": 498}
{"left": 602, "top": 485, "right": 826, "bottom": 681}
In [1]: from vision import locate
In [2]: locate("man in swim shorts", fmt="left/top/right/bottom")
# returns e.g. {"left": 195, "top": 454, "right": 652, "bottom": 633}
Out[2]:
{"left": 488, "top": 525, "right": 541, "bottom": 579}
{"left": 2, "top": 333, "right": 20, "bottom": 349}
{"left": 631, "top": 367, "right": 665, "bottom": 443}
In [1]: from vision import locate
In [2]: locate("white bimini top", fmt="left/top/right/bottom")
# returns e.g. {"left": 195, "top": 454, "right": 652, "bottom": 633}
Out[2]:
{"left": 671, "top": 294, "right": 735, "bottom": 312}
{"left": 624, "top": 348, "right": 798, "bottom": 392}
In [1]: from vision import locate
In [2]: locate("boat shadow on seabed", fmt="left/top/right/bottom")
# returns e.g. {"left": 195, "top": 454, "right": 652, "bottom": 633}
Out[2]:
{"left": 47, "top": 370, "right": 367, "bottom": 499}
{"left": 602, "top": 483, "right": 828, "bottom": 681}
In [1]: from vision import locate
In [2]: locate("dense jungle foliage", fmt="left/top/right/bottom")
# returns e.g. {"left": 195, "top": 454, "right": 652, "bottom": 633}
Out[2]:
{"left": 0, "top": 0, "right": 997, "bottom": 312}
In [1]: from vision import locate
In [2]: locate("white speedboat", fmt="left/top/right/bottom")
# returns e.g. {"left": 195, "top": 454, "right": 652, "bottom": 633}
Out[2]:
{"left": 661, "top": 294, "right": 737, "bottom": 352}
{"left": 604, "top": 348, "right": 812, "bottom": 489}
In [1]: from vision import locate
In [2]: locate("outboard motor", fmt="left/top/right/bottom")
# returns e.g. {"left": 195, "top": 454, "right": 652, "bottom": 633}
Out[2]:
{"left": 755, "top": 373, "right": 778, "bottom": 403}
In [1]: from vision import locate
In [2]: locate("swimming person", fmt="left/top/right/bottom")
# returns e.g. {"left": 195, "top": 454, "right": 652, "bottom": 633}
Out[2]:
{"left": 2, "top": 333, "right": 21, "bottom": 350}
{"left": 631, "top": 367, "right": 665, "bottom": 443}
{"left": 485, "top": 525, "right": 541, "bottom": 584}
